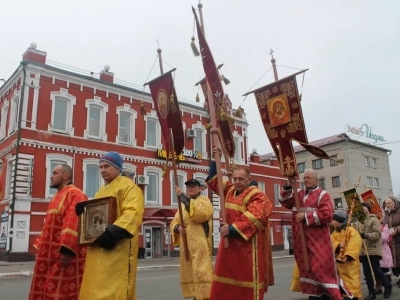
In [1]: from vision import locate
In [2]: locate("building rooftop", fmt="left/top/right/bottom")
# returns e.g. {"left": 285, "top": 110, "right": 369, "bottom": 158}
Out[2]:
{"left": 260, "top": 132, "right": 391, "bottom": 161}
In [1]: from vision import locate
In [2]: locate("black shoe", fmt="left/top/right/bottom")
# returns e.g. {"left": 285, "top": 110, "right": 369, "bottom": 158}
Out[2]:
{"left": 365, "top": 293, "right": 377, "bottom": 300}
{"left": 384, "top": 283, "right": 392, "bottom": 298}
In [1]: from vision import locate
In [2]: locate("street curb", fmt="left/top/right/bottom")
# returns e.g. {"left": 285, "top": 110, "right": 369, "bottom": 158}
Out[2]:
{"left": 0, "top": 255, "right": 294, "bottom": 277}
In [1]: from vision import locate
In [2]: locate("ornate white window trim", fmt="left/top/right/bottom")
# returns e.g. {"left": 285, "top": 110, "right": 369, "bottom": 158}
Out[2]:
{"left": 8, "top": 91, "right": 20, "bottom": 135}
{"left": 232, "top": 131, "right": 245, "bottom": 165}
{"left": 143, "top": 166, "right": 163, "bottom": 205}
{"left": 49, "top": 88, "right": 76, "bottom": 135}
{"left": 82, "top": 158, "right": 102, "bottom": 199}
{"left": 192, "top": 122, "right": 207, "bottom": 159}
{"left": 45, "top": 154, "right": 73, "bottom": 199}
{"left": 169, "top": 170, "right": 188, "bottom": 206}
{"left": 144, "top": 110, "right": 161, "bottom": 149}
{"left": 0, "top": 100, "right": 10, "bottom": 140}
{"left": 84, "top": 96, "right": 108, "bottom": 141}
{"left": 116, "top": 104, "right": 137, "bottom": 146}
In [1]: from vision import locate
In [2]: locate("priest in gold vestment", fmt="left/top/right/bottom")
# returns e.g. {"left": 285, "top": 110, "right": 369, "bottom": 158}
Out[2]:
{"left": 77, "top": 151, "right": 144, "bottom": 300}
{"left": 171, "top": 179, "right": 214, "bottom": 300}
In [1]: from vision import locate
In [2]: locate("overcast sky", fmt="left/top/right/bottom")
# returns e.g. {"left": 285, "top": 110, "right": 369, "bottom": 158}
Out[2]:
{"left": 1, "top": 0, "right": 399, "bottom": 194}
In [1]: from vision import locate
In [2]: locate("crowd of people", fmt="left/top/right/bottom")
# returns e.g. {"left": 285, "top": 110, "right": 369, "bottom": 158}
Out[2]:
{"left": 27, "top": 149, "right": 400, "bottom": 300}
{"left": 281, "top": 169, "right": 400, "bottom": 300}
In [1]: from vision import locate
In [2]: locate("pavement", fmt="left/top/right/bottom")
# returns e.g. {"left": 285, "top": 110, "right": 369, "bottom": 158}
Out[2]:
{"left": 0, "top": 250, "right": 292, "bottom": 278}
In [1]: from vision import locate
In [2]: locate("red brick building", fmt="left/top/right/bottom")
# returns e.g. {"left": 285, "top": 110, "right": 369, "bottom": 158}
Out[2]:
{"left": 0, "top": 44, "right": 291, "bottom": 261}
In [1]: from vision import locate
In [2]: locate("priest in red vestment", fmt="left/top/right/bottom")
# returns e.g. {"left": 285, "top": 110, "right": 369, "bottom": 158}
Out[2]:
{"left": 29, "top": 164, "right": 88, "bottom": 300}
{"left": 280, "top": 169, "right": 342, "bottom": 300}
{"left": 206, "top": 148, "right": 273, "bottom": 300}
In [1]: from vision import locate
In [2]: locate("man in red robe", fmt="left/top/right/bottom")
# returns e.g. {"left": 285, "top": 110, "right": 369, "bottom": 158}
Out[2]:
{"left": 29, "top": 164, "right": 88, "bottom": 300}
{"left": 280, "top": 169, "right": 342, "bottom": 300}
{"left": 206, "top": 147, "right": 273, "bottom": 300}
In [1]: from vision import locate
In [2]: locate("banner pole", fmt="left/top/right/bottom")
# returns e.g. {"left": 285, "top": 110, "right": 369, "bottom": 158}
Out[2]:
{"left": 170, "top": 128, "right": 190, "bottom": 261}
{"left": 290, "top": 177, "right": 310, "bottom": 271}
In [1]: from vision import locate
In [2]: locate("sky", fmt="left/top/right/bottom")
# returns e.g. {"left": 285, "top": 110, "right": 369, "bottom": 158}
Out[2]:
{"left": 1, "top": 0, "right": 399, "bottom": 194}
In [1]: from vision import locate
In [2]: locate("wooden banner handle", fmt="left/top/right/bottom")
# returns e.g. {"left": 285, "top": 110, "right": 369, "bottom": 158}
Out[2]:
{"left": 170, "top": 129, "right": 190, "bottom": 261}
{"left": 290, "top": 177, "right": 310, "bottom": 271}
{"left": 207, "top": 85, "right": 229, "bottom": 248}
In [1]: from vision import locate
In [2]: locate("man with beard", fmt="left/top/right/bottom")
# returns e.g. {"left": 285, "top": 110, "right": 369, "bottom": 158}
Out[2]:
{"left": 77, "top": 151, "right": 144, "bottom": 300}
{"left": 29, "top": 164, "right": 88, "bottom": 300}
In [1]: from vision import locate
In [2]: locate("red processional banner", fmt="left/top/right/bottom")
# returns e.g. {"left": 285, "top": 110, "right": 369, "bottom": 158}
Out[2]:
{"left": 359, "top": 189, "right": 383, "bottom": 221}
{"left": 145, "top": 69, "right": 184, "bottom": 155}
{"left": 192, "top": 7, "right": 235, "bottom": 158}
{"left": 245, "top": 72, "right": 330, "bottom": 176}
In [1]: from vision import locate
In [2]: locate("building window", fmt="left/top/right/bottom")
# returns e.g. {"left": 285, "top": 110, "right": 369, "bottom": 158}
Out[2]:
{"left": 371, "top": 158, "right": 377, "bottom": 168}
{"left": 193, "top": 123, "right": 207, "bottom": 158}
{"left": 232, "top": 131, "right": 244, "bottom": 163}
{"left": 83, "top": 159, "right": 102, "bottom": 198}
{"left": 145, "top": 112, "right": 161, "bottom": 148}
{"left": 258, "top": 181, "right": 266, "bottom": 194}
{"left": 330, "top": 155, "right": 338, "bottom": 166}
{"left": 334, "top": 198, "right": 343, "bottom": 209}
{"left": 117, "top": 105, "right": 137, "bottom": 146}
{"left": 194, "top": 128, "right": 203, "bottom": 154}
{"left": 367, "top": 176, "right": 373, "bottom": 187}
{"left": 312, "top": 159, "right": 323, "bottom": 170}
{"left": 332, "top": 176, "right": 340, "bottom": 188}
{"left": 274, "top": 184, "right": 281, "bottom": 207}
{"left": 170, "top": 171, "right": 187, "bottom": 206}
{"left": 233, "top": 137, "right": 241, "bottom": 162}
{"left": 298, "top": 162, "right": 305, "bottom": 173}
{"left": 373, "top": 177, "right": 379, "bottom": 188}
{"left": 84, "top": 96, "right": 108, "bottom": 141}
{"left": 45, "top": 154, "right": 73, "bottom": 198}
{"left": 0, "top": 100, "right": 9, "bottom": 140}
{"left": 319, "top": 178, "right": 326, "bottom": 189}
{"left": 144, "top": 167, "right": 162, "bottom": 205}
{"left": 8, "top": 96, "right": 19, "bottom": 134}
{"left": 193, "top": 172, "right": 207, "bottom": 196}
{"left": 49, "top": 89, "right": 76, "bottom": 135}
{"left": 365, "top": 156, "right": 370, "bottom": 167}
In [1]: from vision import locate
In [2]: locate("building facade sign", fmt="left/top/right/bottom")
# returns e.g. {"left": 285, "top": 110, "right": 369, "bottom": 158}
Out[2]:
{"left": 347, "top": 124, "right": 385, "bottom": 142}
{"left": 157, "top": 148, "right": 202, "bottom": 163}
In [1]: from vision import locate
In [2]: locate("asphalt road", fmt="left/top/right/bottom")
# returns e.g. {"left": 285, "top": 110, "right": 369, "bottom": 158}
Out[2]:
{"left": 0, "top": 258, "right": 398, "bottom": 299}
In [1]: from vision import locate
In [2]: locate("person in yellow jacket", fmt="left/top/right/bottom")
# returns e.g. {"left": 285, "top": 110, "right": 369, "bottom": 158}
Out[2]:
{"left": 330, "top": 210, "right": 362, "bottom": 300}
{"left": 170, "top": 179, "right": 213, "bottom": 300}
{"left": 76, "top": 151, "right": 144, "bottom": 300}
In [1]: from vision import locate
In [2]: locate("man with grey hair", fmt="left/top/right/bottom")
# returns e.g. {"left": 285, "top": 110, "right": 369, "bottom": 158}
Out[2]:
{"left": 280, "top": 169, "right": 342, "bottom": 300}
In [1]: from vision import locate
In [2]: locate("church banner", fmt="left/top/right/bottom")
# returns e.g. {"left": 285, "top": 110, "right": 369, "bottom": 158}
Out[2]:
{"left": 192, "top": 7, "right": 235, "bottom": 158}
{"left": 359, "top": 189, "right": 382, "bottom": 221}
{"left": 343, "top": 188, "right": 365, "bottom": 224}
{"left": 145, "top": 69, "right": 184, "bottom": 155}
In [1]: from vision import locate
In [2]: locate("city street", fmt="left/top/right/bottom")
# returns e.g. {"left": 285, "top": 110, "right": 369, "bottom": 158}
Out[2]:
{"left": 0, "top": 257, "right": 398, "bottom": 299}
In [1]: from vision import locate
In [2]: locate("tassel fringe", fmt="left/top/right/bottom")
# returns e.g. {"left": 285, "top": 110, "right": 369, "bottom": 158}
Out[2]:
{"left": 235, "top": 106, "right": 243, "bottom": 118}
{"left": 221, "top": 75, "right": 230, "bottom": 85}
{"left": 191, "top": 36, "right": 200, "bottom": 57}
{"left": 196, "top": 93, "right": 200, "bottom": 103}
{"left": 169, "top": 94, "right": 177, "bottom": 113}
{"left": 140, "top": 102, "right": 146, "bottom": 116}
{"left": 220, "top": 111, "right": 227, "bottom": 121}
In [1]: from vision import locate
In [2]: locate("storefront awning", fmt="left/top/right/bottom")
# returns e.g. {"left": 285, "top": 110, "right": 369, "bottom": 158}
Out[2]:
{"left": 143, "top": 208, "right": 175, "bottom": 218}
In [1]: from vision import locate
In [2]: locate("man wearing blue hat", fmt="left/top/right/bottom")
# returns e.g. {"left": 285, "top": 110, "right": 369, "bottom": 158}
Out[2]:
{"left": 78, "top": 151, "right": 144, "bottom": 300}
{"left": 171, "top": 178, "right": 213, "bottom": 300}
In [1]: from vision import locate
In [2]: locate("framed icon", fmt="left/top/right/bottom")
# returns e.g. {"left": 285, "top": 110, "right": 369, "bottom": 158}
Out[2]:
{"left": 78, "top": 196, "right": 117, "bottom": 245}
